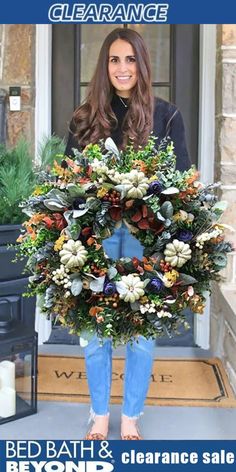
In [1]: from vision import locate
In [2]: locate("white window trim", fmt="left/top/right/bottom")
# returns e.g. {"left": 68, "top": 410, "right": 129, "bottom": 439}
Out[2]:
{"left": 194, "top": 25, "right": 216, "bottom": 349}
{"left": 35, "top": 25, "right": 52, "bottom": 163}
{"left": 35, "top": 25, "right": 216, "bottom": 348}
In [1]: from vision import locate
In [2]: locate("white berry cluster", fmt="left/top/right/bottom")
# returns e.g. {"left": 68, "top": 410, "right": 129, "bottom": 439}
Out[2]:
{"left": 52, "top": 264, "right": 72, "bottom": 297}
{"left": 107, "top": 168, "right": 123, "bottom": 184}
{"left": 140, "top": 302, "right": 156, "bottom": 314}
{"left": 157, "top": 310, "right": 172, "bottom": 318}
{"left": 90, "top": 159, "right": 109, "bottom": 175}
{"left": 196, "top": 227, "right": 223, "bottom": 249}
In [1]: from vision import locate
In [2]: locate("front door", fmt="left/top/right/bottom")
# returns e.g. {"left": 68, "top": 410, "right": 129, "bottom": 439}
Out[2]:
{"left": 51, "top": 24, "right": 199, "bottom": 346}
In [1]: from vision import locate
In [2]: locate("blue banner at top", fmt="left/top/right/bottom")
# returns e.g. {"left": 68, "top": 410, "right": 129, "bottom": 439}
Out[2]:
{"left": 1, "top": 0, "right": 236, "bottom": 24}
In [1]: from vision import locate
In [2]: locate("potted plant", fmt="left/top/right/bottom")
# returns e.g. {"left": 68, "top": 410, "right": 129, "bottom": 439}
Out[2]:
{"left": 0, "top": 139, "right": 36, "bottom": 274}
{"left": 0, "top": 135, "right": 65, "bottom": 329}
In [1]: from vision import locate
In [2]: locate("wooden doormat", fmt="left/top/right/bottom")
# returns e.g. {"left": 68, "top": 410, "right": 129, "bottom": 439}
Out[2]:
{"left": 37, "top": 355, "right": 236, "bottom": 407}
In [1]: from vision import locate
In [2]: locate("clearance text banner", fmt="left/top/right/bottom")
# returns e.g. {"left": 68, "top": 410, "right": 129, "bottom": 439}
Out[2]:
{"left": 0, "top": 440, "right": 236, "bottom": 472}
{"left": 0, "top": 0, "right": 236, "bottom": 24}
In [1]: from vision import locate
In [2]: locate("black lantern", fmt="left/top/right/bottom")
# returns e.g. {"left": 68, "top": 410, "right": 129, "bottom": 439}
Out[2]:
{"left": 0, "top": 298, "right": 37, "bottom": 424}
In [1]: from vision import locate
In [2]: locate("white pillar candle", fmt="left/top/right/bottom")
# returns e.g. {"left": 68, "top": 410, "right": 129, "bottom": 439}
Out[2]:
{"left": 0, "top": 360, "right": 15, "bottom": 389}
{"left": 0, "top": 387, "right": 16, "bottom": 418}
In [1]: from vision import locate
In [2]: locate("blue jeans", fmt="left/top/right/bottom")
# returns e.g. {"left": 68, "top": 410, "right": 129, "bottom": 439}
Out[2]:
{"left": 82, "top": 224, "right": 156, "bottom": 418}
{"left": 84, "top": 334, "right": 155, "bottom": 418}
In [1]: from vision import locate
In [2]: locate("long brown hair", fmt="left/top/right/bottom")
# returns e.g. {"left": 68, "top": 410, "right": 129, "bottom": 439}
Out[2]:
{"left": 72, "top": 28, "right": 154, "bottom": 149}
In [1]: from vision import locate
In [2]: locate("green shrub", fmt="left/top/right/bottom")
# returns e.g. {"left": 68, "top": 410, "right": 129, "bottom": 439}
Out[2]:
{"left": 0, "top": 139, "right": 35, "bottom": 225}
{"left": 37, "top": 134, "right": 66, "bottom": 170}
{"left": 0, "top": 135, "right": 65, "bottom": 225}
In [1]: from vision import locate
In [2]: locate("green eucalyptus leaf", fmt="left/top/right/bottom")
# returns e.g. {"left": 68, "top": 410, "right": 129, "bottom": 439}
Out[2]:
{"left": 130, "top": 301, "right": 140, "bottom": 311}
{"left": 45, "top": 189, "right": 70, "bottom": 205}
{"left": 44, "top": 285, "right": 56, "bottom": 308}
{"left": 90, "top": 275, "right": 106, "bottom": 292}
{"left": 164, "top": 219, "right": 172, "bottom": 228}
{"left": 68, "top": 223, "right": 81, "bottom": 240}
{"left": 143, "top": 279, "right": 152, "bottom": 287}
{"left": 108, "top": 266, "right": 118, "bottom": 279}
{"left": 86, "top": 198, "right": 101, "bottom": 211}
{"left": 64, "top": 210, "right": 73, "bottom": 224}
{"left": 67, "top": 183, "right": 85, "bottom": 197}
{"left": 71, "top": 278, "right": 83, "bottom": 296}
{"left": 178, "top": 273, "right": 198, "bottom": 285}
{"left": 44, "top": 200, "right": 65, "bottom": 211}
{"left": 160, "top": 201, "right": 173, "bottom": 219}
{"left": 157, "top": 212, "right": 165, "bottom": 222}
{"left": 161, "top": 187, "right": 179, "bottom": 195}
{"left": 73, "top": 208, "right": 89, "bottom": 218}
{"left": 105, "top": 137, "right": 120, "bottom": 158}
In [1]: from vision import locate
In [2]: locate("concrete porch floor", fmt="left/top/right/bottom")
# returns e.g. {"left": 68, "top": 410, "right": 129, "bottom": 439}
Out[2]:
{"left": 1, "top": 345, "right": 236, "bottom": 440}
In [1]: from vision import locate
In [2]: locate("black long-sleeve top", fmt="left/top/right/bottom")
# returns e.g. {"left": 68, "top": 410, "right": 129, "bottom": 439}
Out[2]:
{"left": 65, "top": 95, "right": 191, "bottom": 172}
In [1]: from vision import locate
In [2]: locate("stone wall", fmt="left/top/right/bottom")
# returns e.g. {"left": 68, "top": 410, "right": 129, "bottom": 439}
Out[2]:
{"left": 0, "top": 25, "right": 35, "bottom": 147}
{"left": 211, "top": 25, "right": 236, "bottom": 394}
{"left": 215, "top": 25, "right": 236, "bottom": 243}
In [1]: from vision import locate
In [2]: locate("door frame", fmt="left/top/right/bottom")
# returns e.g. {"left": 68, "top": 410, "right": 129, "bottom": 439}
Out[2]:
{"left": 35, "top": 24, "right": 216, "bottom": 349}
{"left": 35, "top": 25, "right": 52, "bottom": 161}
{"left": 194, "top": 24, "right": 216, "bottom": 349}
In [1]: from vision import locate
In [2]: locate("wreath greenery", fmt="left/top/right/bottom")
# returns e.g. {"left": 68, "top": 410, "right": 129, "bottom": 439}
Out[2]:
{"left": 17, "top": 136, "right": 233, "bottom": 345}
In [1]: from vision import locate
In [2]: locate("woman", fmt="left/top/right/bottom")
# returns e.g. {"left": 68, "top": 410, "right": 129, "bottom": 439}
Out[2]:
{"left": 65, "top": 28, "right": 191, "bottom": 440}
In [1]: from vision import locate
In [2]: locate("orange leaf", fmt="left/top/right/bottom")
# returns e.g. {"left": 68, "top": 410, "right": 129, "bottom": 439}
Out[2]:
{"left": 66, "top": 158, "right": 75, "bottom": 167}
{"left": 43, "top": 216, "right": 54, "bottom": 229}
{"left": 132, "top": 257, "right": 140, "bottom": 268}
{"left": 73, "top": 165, "right": 81, "bottom": 174}
{"left": 144, "top": 264, "right": 153, "bottom": 271}
{"left": 82, "top": 227, "right": 92, "bottom": 236}
{"left": 87, "top": 237, "right": 95, "bottom": 246}
{"left": 89, "top": 306, "right": 103, "bottom": 317}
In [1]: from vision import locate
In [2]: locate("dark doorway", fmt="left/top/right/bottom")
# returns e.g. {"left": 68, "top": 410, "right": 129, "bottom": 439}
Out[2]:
{"left": 52, "top": 24, "right": 199, "bottom": 165}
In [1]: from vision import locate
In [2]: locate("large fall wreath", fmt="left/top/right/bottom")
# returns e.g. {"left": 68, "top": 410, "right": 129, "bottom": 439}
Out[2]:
{"left": 17, "top": 136, "right": 233, "bottom": 345}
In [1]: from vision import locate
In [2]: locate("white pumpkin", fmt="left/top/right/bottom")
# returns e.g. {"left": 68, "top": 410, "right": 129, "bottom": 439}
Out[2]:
{"left": 60, "top": 239, "right": 88, "bottom": 269}
{"left": 116, "top": 274, "right": 145, "bottom": 303}
{"left": 121, "top": 170, "right": 149, "bottom": 199}
{"left": 164, "top": 239, "right": 192, "bottom": 268}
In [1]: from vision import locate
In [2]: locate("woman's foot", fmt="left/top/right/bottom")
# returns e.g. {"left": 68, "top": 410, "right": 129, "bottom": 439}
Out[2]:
{"left": 121, "top": 415, "right": 142, "bottom": 440}
{"left": 85, "top": 414, "right": 109, "bottom": 440}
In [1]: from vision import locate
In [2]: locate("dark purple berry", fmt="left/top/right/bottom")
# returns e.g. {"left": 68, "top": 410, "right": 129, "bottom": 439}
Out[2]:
{"left": 147, "top": 277, "right": 163, "bottom": 293}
